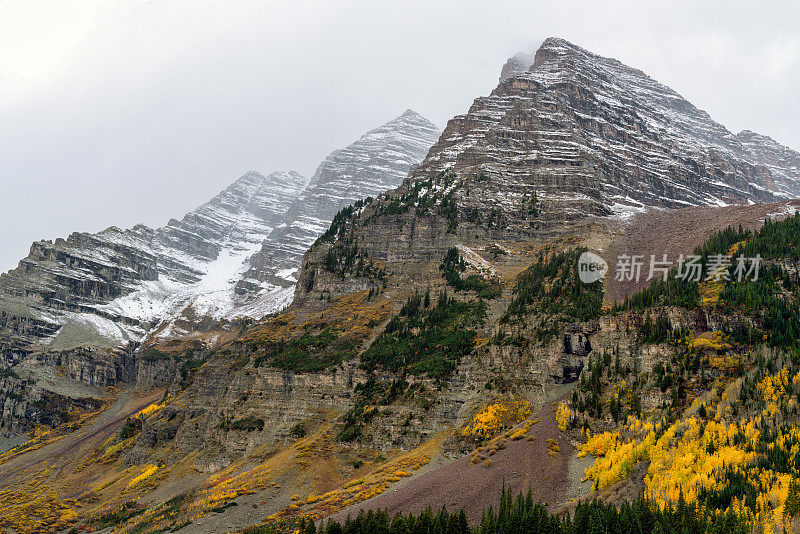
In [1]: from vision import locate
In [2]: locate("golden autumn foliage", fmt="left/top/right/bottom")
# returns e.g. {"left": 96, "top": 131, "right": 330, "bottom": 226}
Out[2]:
{"left": 462, "top": 399, "right": 532, "bottom": 443}
{"left": 579, "top": 365, "right": 800, "bottom": 534}
{"left": 759, "top": 365, "right": 793, "bottom": 420}
{"left": 699, "top": 240, "right": 747, "bottom": 307}
{"left": 708, "top": 352, "right": 742, "bottom": 374}
{"left": 0, "top": 403, "right": 106, "bottom": 468}
{"left": 127, "top": 464, "right": 159, "bottom": 489}
{"left": 689, "top": 331, "right": 732, "bottom": 352}
{"left": 508, "top": 418, "right": 537, "bottom": 441}
{"left": 138, "top": 402, "right": 163, "bottom": 417}
{"left": 100, "top": 436, "right": 136, "bottom": 464}
{"left": 185, "top": 462, "right": 273, "bottom": 519}
{"left": 556, "top": 402, "right": 574, "bottom": 432}
{"left": 259, "top": 434, "right": 441, "bottom": 528}
{"left": 0, "top": 469, "right": 77, "bottom": 534}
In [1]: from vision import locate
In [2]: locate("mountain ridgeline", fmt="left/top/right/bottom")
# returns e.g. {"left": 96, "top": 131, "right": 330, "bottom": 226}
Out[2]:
{"left": 0, "top": 111, "right": 439, "bottom": 435}
{"left": 238, "top": 110, "right": 441, "bottom": 293}
{"left": 1, "top": 37, "right": 800, "bottom": 534}
{"left": 294, "top": 37, "right": 800, "bottom": 308}
{"left": 410, "top": 37, "right": 800, "bottom": 225}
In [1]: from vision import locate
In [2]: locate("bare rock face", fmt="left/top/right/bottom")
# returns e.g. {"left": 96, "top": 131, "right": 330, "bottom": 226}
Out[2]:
{"left": 237, "top": 110, "right": 441, "bottom": 293}
{"left": 413, "top": 37, "right": 800, "bottom": 224}
{"left": 0, "top": 112, "right": 440, "bottom": 436}
{"left": 736, "top": 130, "right": 800, "bottom": 193}
{"left": 0, "top": 171, "right": 309, "bottom": 433}
{"left": 125, "top": 359, "right": 370, "bottom": 465}
{"left": 0, "top": 171, "right": 308, "bottom": 356}
{"left": 499, "top": 52, "right": 535, "bottom": 82}
{"left": 563, "top": 332, "right": 592, "bottom": 357}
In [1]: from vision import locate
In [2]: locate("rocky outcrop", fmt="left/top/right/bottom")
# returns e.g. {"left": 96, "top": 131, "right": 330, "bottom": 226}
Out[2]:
{"left": 126, "top": 359, "right": 370, "bottom": 464}
{"left": 0, "top": 345, "right": 119, "bottom": 434}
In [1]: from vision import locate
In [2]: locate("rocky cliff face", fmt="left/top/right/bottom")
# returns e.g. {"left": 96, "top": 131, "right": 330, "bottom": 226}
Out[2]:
{"left": 412, "top": 37, "right": 800, "bottom": 225}
{"left": 0, "top": 170, "right": 309, "bottom": 434}
{"left": 159, "top": 170, "right": 308, "bottom": 264}
{"left": 0, "top": 170, "right": 308, "bottom": 358}
{"left": 237, "top": 110, "right": 441, "bottom": 293}
{"left": 0, "top": 112, "right": 440, "bottom": 436}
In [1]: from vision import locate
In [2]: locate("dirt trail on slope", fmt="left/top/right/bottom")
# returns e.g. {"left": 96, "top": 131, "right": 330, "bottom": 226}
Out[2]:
{"left": 0, "top": 386, "right": 162, "bottom": 492}
{"left": 326, "top": 399, "right": 573, "bottom": 525}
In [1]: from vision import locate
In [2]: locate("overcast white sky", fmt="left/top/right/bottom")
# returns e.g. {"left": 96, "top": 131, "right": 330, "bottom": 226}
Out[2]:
{"left": 0, "top": 0, "right": 798, "bottom": 273}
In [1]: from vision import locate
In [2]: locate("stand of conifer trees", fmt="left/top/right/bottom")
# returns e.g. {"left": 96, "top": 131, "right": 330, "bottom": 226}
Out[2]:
{"left": 247, "top": 487, "right": 749, "bottom": 534}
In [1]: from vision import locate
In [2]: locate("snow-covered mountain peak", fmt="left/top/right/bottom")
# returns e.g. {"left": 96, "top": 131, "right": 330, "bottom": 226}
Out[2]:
{"left": 412, "top": 37, "right": 800, "bottom": 224}
{"left": 236, "top": 110, "right": 441, "bottom": 297}
{"left": 0, "top": 111, "right": 440, "bottom": 358}
{"left": 0, "top": 168, "right": 311, "bottom": 355}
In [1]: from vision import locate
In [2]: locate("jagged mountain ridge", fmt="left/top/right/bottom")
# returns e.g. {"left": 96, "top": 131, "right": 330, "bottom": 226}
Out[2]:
{"left": 237, "top": 110, "right": 440, "bottom": 293}
{"left": 3, "top": 36, "right": 800, "bottom": 534}
{"left": 0, "top": 110, "right": 440, "bottom": 361}
{"left": 0, "top": 170, "right": 309, "bottom": 359}
{"left": 411, "top": 37, "right": 800, "bottom": 225}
